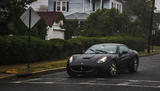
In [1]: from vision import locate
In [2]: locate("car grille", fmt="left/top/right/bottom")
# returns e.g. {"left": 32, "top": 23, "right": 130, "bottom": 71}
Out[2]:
{"left": 71, "top": 66, "right": 93, "bottom": 72}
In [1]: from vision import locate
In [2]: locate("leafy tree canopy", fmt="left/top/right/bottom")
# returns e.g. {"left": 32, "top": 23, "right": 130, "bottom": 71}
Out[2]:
{"left": 80, "top": 8, "right": 133, "bottom": 37}
{"left": 0, "top": 0, "right": 39, "bottom": 35}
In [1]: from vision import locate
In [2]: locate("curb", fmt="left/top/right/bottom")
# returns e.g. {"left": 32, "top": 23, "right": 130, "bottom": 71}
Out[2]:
{"left": 0, "top": 67, "right": 66, "bottom": 80}
{"left": 32, "top": 67, "right": 66, "bottom": 76}
{"left": 0, "top": 74, "right": 15, "bottom": 80}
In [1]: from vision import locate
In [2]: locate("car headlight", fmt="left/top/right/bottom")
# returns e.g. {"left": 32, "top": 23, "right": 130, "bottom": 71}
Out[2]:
{"left": 69, "top": 56, "right": 73, "bottom": 63}
{"left": 97, "top": 56, "right": 107, "bottom": 63}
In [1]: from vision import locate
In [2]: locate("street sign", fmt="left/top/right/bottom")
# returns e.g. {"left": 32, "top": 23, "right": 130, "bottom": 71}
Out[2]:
{"left": 20, "top": 7, "right": 41, "bottom": 73}
{"left": 20, "top": 7, "right": 40, "bottom": 28}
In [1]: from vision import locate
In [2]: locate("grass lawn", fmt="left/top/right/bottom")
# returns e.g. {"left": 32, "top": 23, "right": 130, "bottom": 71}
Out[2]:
{"left": 139, "top": 46, "right": 160, "bottom": 56}
{"left": 0, "top": 59, "right": 67, "bottom": 74}
{"left": 0, "top": 46, "right": 160, "bottom": 75}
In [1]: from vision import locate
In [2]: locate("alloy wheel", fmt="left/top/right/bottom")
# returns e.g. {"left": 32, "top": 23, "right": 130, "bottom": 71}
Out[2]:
{"left": 109, "top": 63, "right": 117, "bottom": 76}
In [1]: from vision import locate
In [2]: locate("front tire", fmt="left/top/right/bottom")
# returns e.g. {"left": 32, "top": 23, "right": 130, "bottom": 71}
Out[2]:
{"left": 108, "top": 61, "right": 117, "bottom": 77}
{"left": 129, "top": 57, "right": 139, "bottom": 72}
{"left": 67, "top": 66, "right": 78, "bottom": 78}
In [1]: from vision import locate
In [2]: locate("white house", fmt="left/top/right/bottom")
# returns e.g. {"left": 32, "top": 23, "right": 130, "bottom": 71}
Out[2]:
{"left": 29, "top": 0, "right": 48, "bottom": 11}
{"left": 28, "top": 0, "right": 123, "bottom": 40}
{"left": 48, "top": 0, "right": 123, "bottom": 20}
{"left": 37, "top": 12, "right": 65, "bottom": 40}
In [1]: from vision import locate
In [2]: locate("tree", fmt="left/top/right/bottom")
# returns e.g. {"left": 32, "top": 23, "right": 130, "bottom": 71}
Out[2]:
{"left": 152, "top": 13, "right": 160, "bottom": 45}
{"left": 80, "top": 8, "right": 132, "bottom": 37}
{"left": 15, "top": 19, "right": 47, "bottom": 39}
{"left": 0, "top": 0, "right": 37, "bottom": 35}
{"left": 122, "top": 0, "right": 153, "bottom": 36}
{"left": 64, "top": 20, "right": 79, "bottom": 39}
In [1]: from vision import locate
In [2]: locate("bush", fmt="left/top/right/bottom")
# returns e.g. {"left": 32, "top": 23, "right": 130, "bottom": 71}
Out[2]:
{"left": 0, "top": 36, "right": 70, "bottom": 65}
{"left": 68, "top": 36, "right": 147, "bottom": 54}
{"left": 0, "top": 36, "right": 146, "bottom": 65}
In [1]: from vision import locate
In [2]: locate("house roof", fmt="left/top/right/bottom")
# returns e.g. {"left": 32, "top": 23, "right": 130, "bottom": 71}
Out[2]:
{"left": 37, "top": 12, "right": 62, "bottom": 27}
{"left": 65, "top": 12, "right": 89, "bottom": 20}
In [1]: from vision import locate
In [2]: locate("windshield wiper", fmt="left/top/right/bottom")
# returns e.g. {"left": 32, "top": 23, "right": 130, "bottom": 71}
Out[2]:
{"left": 95, "top": 49, "right": 108, "bottom": 54}
{"left": 89, "top": 49, "right": 98, "bottom": 54}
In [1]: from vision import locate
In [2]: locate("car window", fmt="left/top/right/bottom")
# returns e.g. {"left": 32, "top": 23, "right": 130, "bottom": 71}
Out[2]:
{"left": 119, "top": 46, "right": 129, "bottom": 54}
{"left": 85, "top": 44, "right": 117, "bottom": 54}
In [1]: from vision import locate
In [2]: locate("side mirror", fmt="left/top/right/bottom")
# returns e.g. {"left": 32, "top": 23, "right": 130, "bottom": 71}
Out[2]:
{"left": 122, "top": 51, "right": 128, "bottom": 54}
{"left": 119, "top": 51, "right": 128, "bottom": 56}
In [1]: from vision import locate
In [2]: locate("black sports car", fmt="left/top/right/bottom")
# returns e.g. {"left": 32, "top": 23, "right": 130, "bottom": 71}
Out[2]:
{"left": 67, "top": 43, "right": 139, "bottom": 77}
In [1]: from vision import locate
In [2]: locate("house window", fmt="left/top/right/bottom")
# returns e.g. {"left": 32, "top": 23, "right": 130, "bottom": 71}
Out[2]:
{"left": 56, "top": 2, "right": 61, "bottom": 11}
{"left": 55, "top": 1, "right": 68, "bottom": 12}
{"left": 111, "top": 2, "right": 116, "bottom": 8}
{"left": 62, "top": 2, "right": 67, "bottom": 11}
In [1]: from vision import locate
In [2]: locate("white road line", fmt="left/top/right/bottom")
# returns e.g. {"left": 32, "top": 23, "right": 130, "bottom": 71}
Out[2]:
{"left": 19, "top": 82, "right": 160, "bottom": 88}
{"left": 102, "top": 79, "right": 160, "bottom": 83}
{"left": 116, "top": 82, "right": 130, "bottom": 86}
{"left": 128, "top": 79, "right": 160, "bottom": 83}
{"left": 10, "top": 78, "right": 160, "bottom": 89}
{"left": 11, "top": 78, "right": 41, "bottom": 83}
{"left": 26, "top": 82, "right": 55, "bottom": 84}
{"left": 11, "top": 78, "right": 160, "bottom": 84}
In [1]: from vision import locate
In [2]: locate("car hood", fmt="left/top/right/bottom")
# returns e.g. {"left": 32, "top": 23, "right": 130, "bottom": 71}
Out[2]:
{"left": 70, "top": 54, "right": 117, "bottom": 66}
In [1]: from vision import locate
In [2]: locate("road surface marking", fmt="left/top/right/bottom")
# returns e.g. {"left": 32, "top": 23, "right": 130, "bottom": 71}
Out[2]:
{"left": 10, "top": 78, "right": 160, "bottom": 89}
{"left": 116, "top": 82, "right": 130, "bottom": 86}
{"left": 87, "top": 80, "right": 97, "bottom": 83}
{"left": 11, "top": 78, "right": 41, "bottom": 83}
{"left": 26, "top": 82, "right": 55, "bottom": 84}
{"left": 128, "top": 79, "right": 160, "bottom": 83}
{"left": 17, "top": 81, "right": 160, "bottom": 88}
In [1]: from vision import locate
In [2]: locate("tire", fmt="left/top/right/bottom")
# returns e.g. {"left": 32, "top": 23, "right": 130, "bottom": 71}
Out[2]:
{"left": 67, "top": 66, "right": 78, "bottom": 78}
{"left": 108, "top": 61, "right": 117, "bottom": 77}
{"left": 129, "top": 57, "right": 139, "bottom": 72}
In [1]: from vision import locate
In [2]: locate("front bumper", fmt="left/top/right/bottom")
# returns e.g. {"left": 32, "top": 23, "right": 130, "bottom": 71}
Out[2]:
{"left": 69, "top": 65, "right": 109, "bottom": 75}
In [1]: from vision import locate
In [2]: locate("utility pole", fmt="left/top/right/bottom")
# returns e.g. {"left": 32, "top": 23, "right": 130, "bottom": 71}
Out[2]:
{"left": 148, "top": 0, "right": 155, "bottom": 53}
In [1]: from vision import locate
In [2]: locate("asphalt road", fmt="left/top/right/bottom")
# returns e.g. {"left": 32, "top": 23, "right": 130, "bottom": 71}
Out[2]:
{"left": 1, "top": 54, "right": 160, "bottom": 91}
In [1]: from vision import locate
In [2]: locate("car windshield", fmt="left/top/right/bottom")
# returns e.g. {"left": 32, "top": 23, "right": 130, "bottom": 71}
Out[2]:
{"left": 85, "top": 44, "right": 117, "bottom": 54}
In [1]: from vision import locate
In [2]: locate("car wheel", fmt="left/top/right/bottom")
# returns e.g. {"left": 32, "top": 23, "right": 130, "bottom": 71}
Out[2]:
{"left": 67, "top": 66, "right": 78, "bottom": 78}
{"left": 129, "top": 58, "right": 139, "bottom": 72}
{"left": 108, "top": 61, "right": 117, "bottom": 77}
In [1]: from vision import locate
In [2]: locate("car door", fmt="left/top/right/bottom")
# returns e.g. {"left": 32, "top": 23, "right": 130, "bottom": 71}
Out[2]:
{"left": 117, "top": 45, "right": 130, "bottom": 68}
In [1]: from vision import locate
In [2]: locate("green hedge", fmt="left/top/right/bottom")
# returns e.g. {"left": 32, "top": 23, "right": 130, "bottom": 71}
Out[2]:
{"left": 0, "top": 36, "right": 71, "bottom": 65}
{"left": 68, "top": 36, "right": 147, "bottom": 54}
{"left": 0, "top": 36, "right": 146, "bottom": 65}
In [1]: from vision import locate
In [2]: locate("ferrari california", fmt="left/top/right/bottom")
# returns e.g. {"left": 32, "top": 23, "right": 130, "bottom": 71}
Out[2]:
{"left": 67, "top": 43, "right": 139, "bottom": 77}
